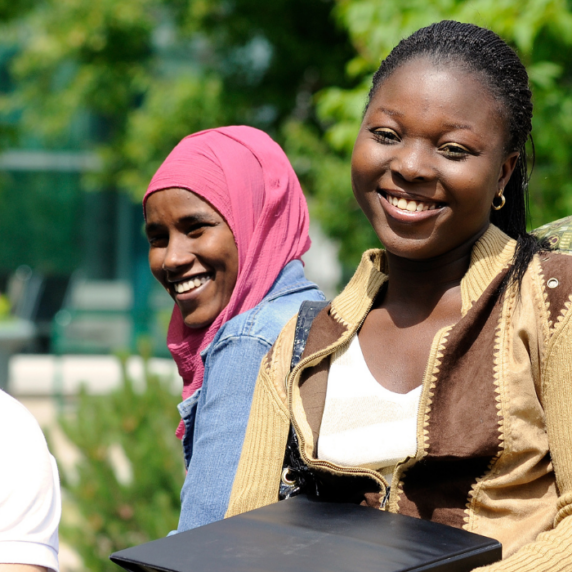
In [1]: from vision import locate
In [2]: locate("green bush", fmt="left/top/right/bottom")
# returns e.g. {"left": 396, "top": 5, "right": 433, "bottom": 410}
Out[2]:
{"left": 57, "top": 347, "right": 184, "bottom": 572}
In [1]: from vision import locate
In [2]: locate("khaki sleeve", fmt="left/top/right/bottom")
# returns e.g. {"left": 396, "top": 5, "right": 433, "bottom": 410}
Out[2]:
{"left": 225, "top": 319, "right": 296, "bottom": 519}
{"left": 475, "top": 302, "right": 572, "bottom": 571}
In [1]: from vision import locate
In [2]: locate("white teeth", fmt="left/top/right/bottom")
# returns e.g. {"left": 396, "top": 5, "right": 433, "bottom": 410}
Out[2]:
{"left": 174, "top": 275, "right": 210, "bottom": 294}
{"left": 387, "top": 194, "right": 439, "bottom": 213}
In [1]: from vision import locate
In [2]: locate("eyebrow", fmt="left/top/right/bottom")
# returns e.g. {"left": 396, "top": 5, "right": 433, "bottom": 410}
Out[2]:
{"left": 374, "top": 107, "right": 475, "bottom": 132}
{"left": 442, "top": 122, "right": 474, "bottom": 131}
{"left": 375, "top": 106, "right": 404, "bottom": 117}
{"left": 145, "top": 213, "right": 216, "bottom": 235}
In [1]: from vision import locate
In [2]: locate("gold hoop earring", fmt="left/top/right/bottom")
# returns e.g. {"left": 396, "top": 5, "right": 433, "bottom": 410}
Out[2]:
{"left": 492, "top": 191, "right": 506, "bottom": 211}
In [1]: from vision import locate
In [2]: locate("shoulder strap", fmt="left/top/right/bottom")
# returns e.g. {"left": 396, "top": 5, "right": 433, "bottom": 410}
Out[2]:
{"left": 280, "top": 299, "right": 328, "bottom": 501}
{"left": 290, "top": 300, "right": 329, "bottom": 371}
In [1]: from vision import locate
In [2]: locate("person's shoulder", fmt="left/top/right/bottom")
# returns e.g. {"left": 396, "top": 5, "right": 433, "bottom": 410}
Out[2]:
{"left": 235, "top": 286, "right": 325, "bottom": 340}
{"left": 533, "top": 215, "right": 572, "bottom": 251}
{"left": 532, "top": 217, "right": 572, "bottom": 278}
{"left": 0, "top": 393, "right": 55, "bottom": 492}
{"left": 219, "top": 260, "right": 325, "bottom": 340}
{"left": 536, "top": 249, "right": 572, "bottom": 281}
{"left": 529, "top": 250, "right": 572, "bottom": 332}
{"left": 0, "top": 391, "right": 47, "bottom": 448}
{"left": 0, "top": 392, "right": 60, "bottom": 572}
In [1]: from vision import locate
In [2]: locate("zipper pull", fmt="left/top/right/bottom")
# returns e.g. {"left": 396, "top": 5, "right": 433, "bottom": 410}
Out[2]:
{"left": 380, "top": 486, "right": 391, "bottom": 510}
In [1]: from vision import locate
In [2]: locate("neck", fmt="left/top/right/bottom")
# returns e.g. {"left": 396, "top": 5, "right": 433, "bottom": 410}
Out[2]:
{"left": 382, "top": 226, "right": 488, "bottom": 311}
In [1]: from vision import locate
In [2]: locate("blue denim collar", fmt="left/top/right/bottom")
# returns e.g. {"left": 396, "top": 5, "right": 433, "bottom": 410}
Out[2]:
{"left": 260, "top": 259, "right": 309, "bottom": 303}
{"left": 199, "top": 260, "right": 312, "bottom": 359}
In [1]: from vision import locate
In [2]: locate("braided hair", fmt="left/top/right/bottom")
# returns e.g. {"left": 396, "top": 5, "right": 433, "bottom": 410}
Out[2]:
{"left": 366, "top": 20, "right": 549, "bottom": 292}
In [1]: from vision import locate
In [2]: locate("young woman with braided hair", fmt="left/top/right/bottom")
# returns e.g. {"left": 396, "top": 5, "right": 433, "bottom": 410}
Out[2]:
{"left": 224, "top": 21, "right": 572, "bottom": 571}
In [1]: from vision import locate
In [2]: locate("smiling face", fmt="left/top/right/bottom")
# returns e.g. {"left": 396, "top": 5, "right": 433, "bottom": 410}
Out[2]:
{"left": 352, "top": 57, "right": 519, "bottom": 261}
{"left": 145, "top": 188, "right": 239, "bottom": 329}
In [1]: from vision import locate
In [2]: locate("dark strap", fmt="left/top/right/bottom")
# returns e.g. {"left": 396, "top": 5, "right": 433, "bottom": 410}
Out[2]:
{"left": 280, "top": 300, "right": 328, "bottom": 501}
{"left": 290, "top": 300, "right": 329, "bottom": 371}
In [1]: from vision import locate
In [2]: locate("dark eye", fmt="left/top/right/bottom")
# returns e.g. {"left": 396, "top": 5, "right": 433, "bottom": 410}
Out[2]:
{"left": 186, "top": 223, "right": 210, "bottom": 237}
{"left": 147, "top": 233, "right": 168, "bottom": 247}
{"left": 371, "top": 128, "right": 400, "bottom": 144}
{"left": 439, "top": 143, "right": 470, "bottom": 159}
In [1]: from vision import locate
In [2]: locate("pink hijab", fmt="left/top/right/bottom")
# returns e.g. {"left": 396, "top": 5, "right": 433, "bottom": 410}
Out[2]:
{"left": 143, "top": 126, "right": 311, "bottom": 438}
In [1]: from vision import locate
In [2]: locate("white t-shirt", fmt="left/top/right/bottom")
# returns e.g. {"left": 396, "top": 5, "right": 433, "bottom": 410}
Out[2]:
{"left": 0, "top": 390, "right": 60, "bottom": 572}
{"left": 319, "top": 335, "right": 422, "bottom": 482}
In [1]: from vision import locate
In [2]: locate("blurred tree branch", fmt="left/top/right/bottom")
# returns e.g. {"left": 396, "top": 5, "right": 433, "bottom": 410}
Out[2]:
{"left": 303, "top": 0, "right": 572, "bottom": 268}
{"left": 2, "top": 0, "right": 571, "bottom": 274}
{"left": 0, "top": 0, "right": 353, "bottom": 196}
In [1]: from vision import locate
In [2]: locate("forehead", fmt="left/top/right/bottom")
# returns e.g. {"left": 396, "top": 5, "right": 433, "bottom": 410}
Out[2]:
{"left": 145, "top": 188, "right": 221, "bottom": 222}
{"left": 367, "top": 57, "right": 506, "bottom": 138}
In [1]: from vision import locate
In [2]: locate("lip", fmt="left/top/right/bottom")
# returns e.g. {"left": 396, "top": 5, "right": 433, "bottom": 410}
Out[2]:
{"left": 378, "top": 190, "right": 445, "bottom": 223}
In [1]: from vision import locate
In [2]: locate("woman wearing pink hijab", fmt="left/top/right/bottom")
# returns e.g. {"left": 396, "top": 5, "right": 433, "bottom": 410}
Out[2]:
{"left": 143, "top": 126, "right": 324, "bottom": 531}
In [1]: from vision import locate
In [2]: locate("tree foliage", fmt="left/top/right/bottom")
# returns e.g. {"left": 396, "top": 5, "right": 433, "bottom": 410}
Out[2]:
{"left": 183, "top": 0, "right": 354, "bottom": 127}
{"left": 2, "top": 0, "right": 572, "bottom": 271}
{"left": 296, "top": 0, "right": 572, "bottom": 268}
{"left": 0, "top": 0, "right": 353, "bottom": 197}
{"left": 57, "top": 348, "right": 184, "bottom": 572}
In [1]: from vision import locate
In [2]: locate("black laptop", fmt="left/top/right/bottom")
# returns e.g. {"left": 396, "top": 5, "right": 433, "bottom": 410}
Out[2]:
{"left": 110, "top": 495, "right": 501, "bottom": 572}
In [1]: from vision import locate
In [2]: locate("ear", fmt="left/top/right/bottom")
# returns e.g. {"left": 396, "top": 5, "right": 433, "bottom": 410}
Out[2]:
{"left": 498, "top": 151, "right": 520, "bottom": 191}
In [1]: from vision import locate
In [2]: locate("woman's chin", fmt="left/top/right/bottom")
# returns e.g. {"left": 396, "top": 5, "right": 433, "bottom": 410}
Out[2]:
{"left": 178, "top": 298, "right": 228, "bottom": 330}
{"left": 181, "top": 312, "right": 217, "bottom": 330}
{"left": 375, "top": 228, "right": 438, "bottom": 260}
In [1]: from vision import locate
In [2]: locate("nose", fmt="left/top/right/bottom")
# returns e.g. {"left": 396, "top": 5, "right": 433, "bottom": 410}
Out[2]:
{"left": 162, "top": 234, "right": 195, "bottom": 273}
{"left": 390, "top": 142, "right": 434, "bottom": 183}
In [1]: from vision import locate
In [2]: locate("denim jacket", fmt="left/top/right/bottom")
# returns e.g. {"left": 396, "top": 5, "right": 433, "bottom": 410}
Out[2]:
{"left": 176, "top": 260, "right": 324, "bottom": 532}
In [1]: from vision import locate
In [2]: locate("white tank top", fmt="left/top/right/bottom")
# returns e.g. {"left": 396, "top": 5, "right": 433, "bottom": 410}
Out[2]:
{"left": 318, "top": 335, "right": 422, "bottom": 482}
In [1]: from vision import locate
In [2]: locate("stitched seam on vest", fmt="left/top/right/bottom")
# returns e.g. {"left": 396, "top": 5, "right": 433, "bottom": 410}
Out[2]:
{"left": 538, "top": 252, "right": 572, "bottom": 338}
{"left": 422, "top": 327, "right": 452, "bottom": 457}
{"left": 536, "top": 255, "right": 553, "bottom": 335}
{"left": 397, "top": 271, "right": 506, "bottom": 526}
{"left": 463, "top": 285, "right": 512, "bottom": 529}
{"left": 392, "top": 326, "right": 451, "bottom": 513}
{"left": 553, "top": 294, "right": 572, "bottom": 332}
{"left": 541, "top": 286, "right": 572, "bottom": 396}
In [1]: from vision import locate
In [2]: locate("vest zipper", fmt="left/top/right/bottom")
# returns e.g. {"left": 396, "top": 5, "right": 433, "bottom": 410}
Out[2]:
{"left": 380, "top": 486, "right": 391, "bottom": 509}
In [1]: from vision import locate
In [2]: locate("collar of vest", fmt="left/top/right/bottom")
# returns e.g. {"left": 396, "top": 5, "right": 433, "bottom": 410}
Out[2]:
{"left": 287, "top": 224, "right": 516, "bottom": 473}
